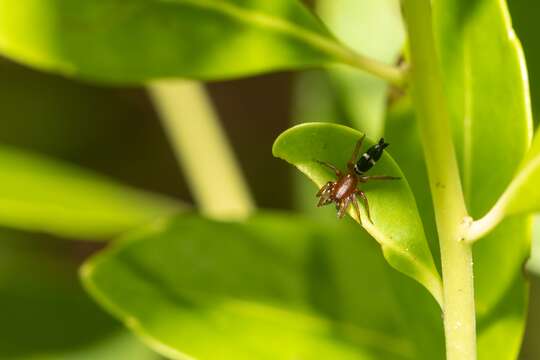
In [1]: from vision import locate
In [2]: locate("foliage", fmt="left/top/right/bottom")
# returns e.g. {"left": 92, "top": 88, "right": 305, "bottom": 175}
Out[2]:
{"left": 0, "top": 0, "right": 397, "bottom": 83}
{"left": 82, "top": 212, "right": 443, "bottom": 360}
{"left": 0, "top": 0, "right": 537, "bottom": 359}
{"left": 0, "top": 229, "right": 158, "bottom": 359}
{"left": 0, "top": 145, "right": 182, "bottom": 239}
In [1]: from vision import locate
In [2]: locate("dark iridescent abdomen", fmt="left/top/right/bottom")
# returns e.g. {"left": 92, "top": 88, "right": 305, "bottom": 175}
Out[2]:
{"left": 354, "top": 138, "right": 389, "bottom": 174}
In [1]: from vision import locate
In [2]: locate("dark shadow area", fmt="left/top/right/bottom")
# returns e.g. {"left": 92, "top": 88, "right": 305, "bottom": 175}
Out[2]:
{"left": 208, "top": 72, "right": 294, "bottom": 209}
{"left": 0, "top": 58, "right": 190, "bottom": 202}
{"left": 509, "top": 0, "right": 540, "bottom": 126}
{"left": 521, "top": 276, "right": 540, "bottom": 359}
{"left": 0, "top": 229, "right": 122, "bottom": 358}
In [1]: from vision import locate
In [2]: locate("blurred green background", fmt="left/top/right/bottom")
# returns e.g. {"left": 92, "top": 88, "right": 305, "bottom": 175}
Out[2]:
{"left": 0, "top": 0, "right": 539, "bottom": 358}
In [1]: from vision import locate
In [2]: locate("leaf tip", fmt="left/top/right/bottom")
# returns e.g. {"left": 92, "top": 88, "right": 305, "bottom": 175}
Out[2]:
{"left": 78, "top": 257, "right": 101, "bottom": 302}
{"left": 79, "top": 258, "right": 94, "bottom": 282}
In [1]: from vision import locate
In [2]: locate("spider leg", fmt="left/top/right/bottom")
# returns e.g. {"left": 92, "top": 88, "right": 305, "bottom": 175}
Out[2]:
{"left": 317, "top": 195, "right": 334, "bottom": 207}
{"left": 316, "top": 181, "right": 333, "bottom": 197}
{"left": 337, "top": 196, "right": 352, "bottom": 219}
{"left": 315, "top": 160, "right": 342, "bottom": 177}
{"left": 347, "top": 135, "right": 366, "bottom": 170}
{"left": 316, "top": 182, "right": 334, "bottom": 207}
{"left": 351, "top": 193, "right": 363, "bottom": 226}
{"left": 360, "top": 175, "right": 401, "bottom": 182}
{"left": 356, "top": 190, "right": 373, "bottom": 223}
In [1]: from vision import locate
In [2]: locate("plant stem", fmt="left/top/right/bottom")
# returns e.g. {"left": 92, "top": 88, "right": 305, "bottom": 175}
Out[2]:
{"left": 148, "top": 80, "right": 254, "bottom": 219}
{"left": 466, "top": 155, "right": 540, "bottom": 243}
{"left": 333, "top": 45, "right": 408, "bottom": 87}
{"left": 465, "top": 207, "right": 503, "bottom": 243}
{"left": 166, "top": 0, "right": 406, "bottom": 86}
{"left": 401, "top": 1, "right": 477, "bottom": 359}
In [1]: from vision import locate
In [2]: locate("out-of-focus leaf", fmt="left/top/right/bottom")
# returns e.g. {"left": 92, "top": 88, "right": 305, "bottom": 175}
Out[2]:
{"left": 1, "top": 0, "right": 362, "bottom": 83}
{"left": 292, "top": 70, "right": 345, "bottom": 126}
{"left": 0, "top": 145, "right": 182, "bottom": 239}
{"left": 82, "top": 212, "right": 443, "bottom": 359}
{"left": 0, "top": 230, "right": 157, "bottom": 359}
{"left": 33, "top": 332, "right": 159, "bottom": 360}
{"left": 317, "top": 0, "right": 405, "bottom": 137}
{"left": 433, "top": 0, "right": 533, "bottom": 358}
{"left": 273, "top": 123, "right": 442, "bottom": 303}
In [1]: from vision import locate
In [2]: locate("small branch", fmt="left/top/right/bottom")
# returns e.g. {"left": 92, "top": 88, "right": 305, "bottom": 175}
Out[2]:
{"left": 291, "top": 25, "right": 408, "bottom": 86}
{"left": 463, "top": 204, "right": 505, "bottom": 244}
{"left": 239, "top": 8, "right": 409, "bottom": 87}
{"left": 335, "top": 46, "right": 409, "bottom": 87}
{"left": 463, "top": 157, "right": 537, "bottom": 243}
{"left": 166, "top": 0, "right": 408, "bottom": 87}
{"left": 148, "top": 80, "right": 255, "bottom": 220}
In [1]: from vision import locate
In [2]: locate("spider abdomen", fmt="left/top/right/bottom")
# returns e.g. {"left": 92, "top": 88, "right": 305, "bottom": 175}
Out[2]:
{"left": 354, "top": 138, "right": 389, "bottom": 174}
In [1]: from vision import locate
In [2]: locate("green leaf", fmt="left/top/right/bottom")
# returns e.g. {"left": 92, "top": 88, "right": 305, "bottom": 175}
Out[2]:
{"left": 0, "top": 0, "right": 361, "bottom": 82}
{"left": 82, "top": 212, "right": 443, "bottom": 359}
{"left": 272, "top": 122, "right": 442, "bottom": 304}
{"left": 0, "top": 145, "right": 182, "bottom": 239}
{"left": 433, "top": 0, "right": 533, "bottom": 358}
{"left": 0, "top": 230, "right": 157, "bottom": 359}
{"left": 317, "top": 0, "right": 405, "bottom": 137}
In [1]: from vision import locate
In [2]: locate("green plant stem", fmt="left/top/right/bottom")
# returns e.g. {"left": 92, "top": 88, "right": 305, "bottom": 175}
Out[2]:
{"left": 465, "top": 206, "right": 503, "bottom": 243}
{"left": 163, "top": 0, "right": 406, "bottom": 86}
{"left": 402, "top": 1, "right": 476, "bottom": 359}
{"left": 466, "top": 156, "right": 540, "bottom": 243}
{"left": 148, "top": 80, "right": 254, "bottom": 219}
{"left": 333, "top": 45, "right": 407, "bottom": 86}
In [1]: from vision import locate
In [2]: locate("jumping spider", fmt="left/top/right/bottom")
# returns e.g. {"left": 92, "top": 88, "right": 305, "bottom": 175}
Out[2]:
{"left": 316, "top": 136, "right": 400, "bottom": 224}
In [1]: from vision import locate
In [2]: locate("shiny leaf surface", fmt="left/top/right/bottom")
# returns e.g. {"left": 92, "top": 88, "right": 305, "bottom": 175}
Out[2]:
{"left": 1, "top": 0, "right": 353, "bottom": 82}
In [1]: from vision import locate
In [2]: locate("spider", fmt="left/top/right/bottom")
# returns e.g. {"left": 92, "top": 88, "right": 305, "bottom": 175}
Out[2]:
{"left": 315, "top": 136, "right": 400, "bottom": 224}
